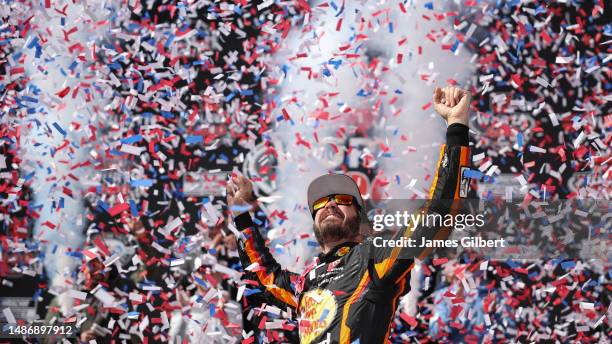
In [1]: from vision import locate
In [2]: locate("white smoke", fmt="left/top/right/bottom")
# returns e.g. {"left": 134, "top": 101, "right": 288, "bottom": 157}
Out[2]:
{"left": 17, "top": 0, "right": 111, "bottom": 315}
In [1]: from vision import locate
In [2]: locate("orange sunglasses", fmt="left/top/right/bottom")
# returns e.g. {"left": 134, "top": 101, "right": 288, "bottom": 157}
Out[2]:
{"left": 313, "top": 194, "right": 355, "bottom": 212}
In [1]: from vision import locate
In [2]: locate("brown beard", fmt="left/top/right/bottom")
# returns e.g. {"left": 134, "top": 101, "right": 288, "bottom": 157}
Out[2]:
{"left": 313, "top": 209, "right": 360, "bottom": 246}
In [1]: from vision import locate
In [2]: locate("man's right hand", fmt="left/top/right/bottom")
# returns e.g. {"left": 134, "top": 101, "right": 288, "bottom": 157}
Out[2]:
{"left": 226, "top": 172, "right": 256, "bottom": 215}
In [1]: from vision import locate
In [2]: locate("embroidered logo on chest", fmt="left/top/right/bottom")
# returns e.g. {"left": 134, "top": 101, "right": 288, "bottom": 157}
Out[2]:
{"left": 298, "top": 288, "right": 337, "bottom": 344}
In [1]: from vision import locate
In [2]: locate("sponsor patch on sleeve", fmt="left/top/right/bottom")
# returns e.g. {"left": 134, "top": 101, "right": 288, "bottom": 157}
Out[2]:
{"left": 460, "top": 166, "right": 470, "bottom": 198}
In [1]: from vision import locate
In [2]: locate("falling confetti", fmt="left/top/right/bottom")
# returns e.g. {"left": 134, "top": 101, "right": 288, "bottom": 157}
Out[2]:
{"left": 1, "top": 0, "right": 609, "bottom": 343}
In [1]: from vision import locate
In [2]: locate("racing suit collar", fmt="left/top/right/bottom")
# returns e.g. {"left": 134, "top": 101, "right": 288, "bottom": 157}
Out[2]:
{"left": 317, "top": 242, "right": 359, "bottom": 263}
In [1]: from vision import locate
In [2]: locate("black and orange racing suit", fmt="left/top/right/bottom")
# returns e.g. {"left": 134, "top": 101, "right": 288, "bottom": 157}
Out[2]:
{"left": 233, "top": 123, "right": 471, "bottom": 344}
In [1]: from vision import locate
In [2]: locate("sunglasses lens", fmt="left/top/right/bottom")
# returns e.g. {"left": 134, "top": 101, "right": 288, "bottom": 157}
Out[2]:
{"left": 334, "top": 194, "right": 354, "bottom": 205}
{"left": 313, "top": 197, "right": 329, "bottom": 211}
{"left": 313, "top": 194, "right": 355, "bottom": 214}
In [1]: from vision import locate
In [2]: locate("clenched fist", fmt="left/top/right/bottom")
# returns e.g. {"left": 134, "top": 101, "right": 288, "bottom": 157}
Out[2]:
{"left": 433, "top": 86, "right": 471, "bottom": 126}
{"left": 226, "top": 172, "right": 256, "bottom": 215}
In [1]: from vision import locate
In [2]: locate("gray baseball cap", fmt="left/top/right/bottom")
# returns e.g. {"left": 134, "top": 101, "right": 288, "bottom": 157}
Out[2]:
{"left": 307, "top": 174, "right": 365, "bottom": 217}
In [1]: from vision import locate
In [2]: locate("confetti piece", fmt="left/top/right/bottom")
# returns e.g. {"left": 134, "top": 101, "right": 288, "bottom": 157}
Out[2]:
{"left": 93, "top": 288, "right": 116, "bottom": 307}
{"left": 52, "top": 122, "right": 67, "bottom": 136}
{"left": 2, "top": 308, "right": 16, "bottom": 323}
{"left": 528, "top": 145, "right": 546, "bottom": 154}
{"left": 433, "top": 258, "right": 448, "bottom": 266}
{"left": 119, "top": 144, "right": 145, "bottom": 155}
{"left": 69, "top": 289, "right": 88, "bottom": 300}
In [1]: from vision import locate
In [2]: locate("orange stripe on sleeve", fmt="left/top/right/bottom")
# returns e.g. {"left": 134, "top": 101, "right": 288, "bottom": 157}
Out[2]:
{"left": 428, "top": 145, "right": 446, "bottom": 199}
{"left": 243, "top": 233, "right": 298, "bottom": 308}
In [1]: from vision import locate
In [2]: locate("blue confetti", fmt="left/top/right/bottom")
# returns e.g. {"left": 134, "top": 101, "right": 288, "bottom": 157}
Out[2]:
{"left": 561, "top": 260, "right": 576, "bottom": 270}
{"left": 52, "top": 122, "right": 67, "bottom": 136}
{"left": 121, "top": 135, "right": 143, "bottom": 144}
{"left": 463, "top": 169, "right": 483, "bottom": 179}
{"left": 319, "top": 309, "right": 329, "bottom": 321}
{"left": 129, "top": 200, "right": 138, "bottom": 217}
{"left": 130, "top": 179, "right": 154, "bottom": 187}
{"left": 186, "top": 135, "right": 203, "bottom": 144}
{"left": 244, "top": 288, "right": 261, "bottom": 296}
{"left": 194, "top": 277, "right": 207, "bottom": 287}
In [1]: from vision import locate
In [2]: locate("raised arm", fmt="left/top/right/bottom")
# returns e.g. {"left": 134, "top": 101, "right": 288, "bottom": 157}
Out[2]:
{"left": 367, "top": 86, "right": 472, "bottom": 286}
{"left": 227, "top": 173, "right": 299, "bottom": 309}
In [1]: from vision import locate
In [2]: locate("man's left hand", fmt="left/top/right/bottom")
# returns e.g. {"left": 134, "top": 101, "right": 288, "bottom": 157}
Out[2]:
{"left": 433, "top": 86, "right": 471, "bottom": 126}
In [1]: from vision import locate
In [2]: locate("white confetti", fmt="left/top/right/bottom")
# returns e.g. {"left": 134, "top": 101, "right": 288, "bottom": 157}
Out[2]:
{"left": 2, "top": 308, "right": 16, "bottom": 323}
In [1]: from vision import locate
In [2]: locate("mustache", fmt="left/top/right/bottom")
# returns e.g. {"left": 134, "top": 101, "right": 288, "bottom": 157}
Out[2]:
{"left": 319, "top": 208, "right": 344, "bottom": 222}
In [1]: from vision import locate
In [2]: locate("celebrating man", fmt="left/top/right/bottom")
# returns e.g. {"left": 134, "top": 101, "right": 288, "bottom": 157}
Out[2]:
{"left": 227, "top": 86, "right": 472, "bottom": 344}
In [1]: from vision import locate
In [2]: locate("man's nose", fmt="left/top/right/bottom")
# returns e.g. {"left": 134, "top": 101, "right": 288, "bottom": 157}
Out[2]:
{"left": 324, "top": 198, "right": 338, "bottom": 209}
